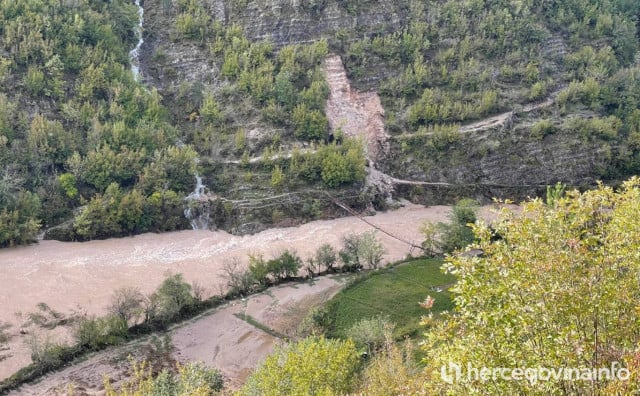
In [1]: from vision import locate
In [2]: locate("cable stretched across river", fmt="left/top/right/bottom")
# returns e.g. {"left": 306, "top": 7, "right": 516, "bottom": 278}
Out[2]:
{"left": 324, "top": 192, "right": 425, "bottom": 252}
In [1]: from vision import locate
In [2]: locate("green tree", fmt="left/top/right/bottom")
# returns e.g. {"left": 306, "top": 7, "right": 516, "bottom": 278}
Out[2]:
{"left": 117, "top": 190, "right": 147, "bottom": 235}
{"left": 315, "top": 243, "right": 337, "bottom": 272}
{"left": 292, "top": 103, "right": 328, "bottom": 141}
{"left": 345, "top": 315, "right": 394, "bottom": 355}
{"left": 358, "top": 231, "right": 386, "bottom": 269}
{"left": 147, "top": 273, "right": 195, "bottom": 326}
{"left": 426, "top": 198, "right": 478, "bottom": 254}
{"left": 339, "top": 231, "right": 385, "bottom": 270}
{"left": 267, "top": 250, "right": 302, "bottom": 281}
{"left": 0, "top": 190, "right": 41, "bottom": 247}
{"left": 321, "top": 151, "right": 350, "bottom": 188}
{"left": 240, "top": 336, "right": 359, "bottom": 396}
{"left": 421, "top": 179, "right": 640, "bottom": 394}
{"left": 57, "top": 173, "right": 78, "bottom": 199}
{"left": 270, "top": 165, "right": 285, "bottom": 191}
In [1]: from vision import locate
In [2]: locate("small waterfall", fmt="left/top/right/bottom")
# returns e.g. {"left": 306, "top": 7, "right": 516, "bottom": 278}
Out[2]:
{"left": 184, "top": 175, "right": 211, "bottom": 230}
{"left": 129, "top": 0, "right": 144, "bottom": 80}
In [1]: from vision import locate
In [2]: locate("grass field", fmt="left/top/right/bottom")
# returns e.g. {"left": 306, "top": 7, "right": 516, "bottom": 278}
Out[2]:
{"left": 324, "top": 258, "right": 455, "bottom": 340}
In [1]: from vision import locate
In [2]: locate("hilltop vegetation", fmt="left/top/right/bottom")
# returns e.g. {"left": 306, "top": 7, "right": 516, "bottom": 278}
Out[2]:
{"left": 0, "top": 0, "right": 189, "bottom": 245}
{"left": 338, "top": 0, "right": 640, "bottom": 183}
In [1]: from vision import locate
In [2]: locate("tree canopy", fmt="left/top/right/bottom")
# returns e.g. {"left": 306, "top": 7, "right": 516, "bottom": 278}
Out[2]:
{"left": 420, "top": 178, "right": 640, "bottom": 394}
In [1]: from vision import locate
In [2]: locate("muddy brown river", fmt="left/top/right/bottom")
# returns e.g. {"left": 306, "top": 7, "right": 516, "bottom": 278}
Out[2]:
{"left": 0, "top": 203, "right": 501, "bottom": 381}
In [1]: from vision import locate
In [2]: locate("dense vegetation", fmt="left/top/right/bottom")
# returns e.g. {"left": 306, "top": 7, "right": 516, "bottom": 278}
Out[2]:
{"left": 0, "top": 232, "right": 386, "bottom": 393}
{"left": 238, "top": 179, "right": 640, "bottom": 395}
{"left": 3, "top": 0, "right": 640, "bottom": 246}
{"left": 0, "top": 0, "right": 366, "bottom": 247}
{"left": 7, "top": 181, "right": 640, "bottom": 393}
{"left": 418, "top": 179, "right": 640, "bottom": 394}
{"left": 0, "top": 0, "right": 191, "bottom": 245}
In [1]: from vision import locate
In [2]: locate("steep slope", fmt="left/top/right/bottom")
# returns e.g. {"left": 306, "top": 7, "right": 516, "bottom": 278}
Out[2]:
{"left": 139, "top": 0, "right": 640, "bottom": 201}
{"left": 1, "top": 0, "right": 640, "bottom": 245}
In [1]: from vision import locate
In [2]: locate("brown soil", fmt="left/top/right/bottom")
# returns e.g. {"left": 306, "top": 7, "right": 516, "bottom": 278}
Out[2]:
{"left": 10, "top": 276, "right": 345, "bottom": 395}
{"left": 172, "top": 275, "right": 345, "bottom": 389}
{"left": 324, "top": 54, "right": 389, "bottom": 166}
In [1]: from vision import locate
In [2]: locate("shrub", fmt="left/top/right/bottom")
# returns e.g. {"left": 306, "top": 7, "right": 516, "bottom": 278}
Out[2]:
{"left": 107, "top": 360, "right": 224, "bottom": 395}
{"left": 108, "top": 287, "right": 145, "bottom": 324}
{"left": 240, "top": 337, "right": 359, "bottom": 396}
{"left": 249, "top": 254, "right": 270, "bottom": 286}
{"left": 146, "top": 273, "right": 195, "bottom": 326}
{"left": 345, "top": 316, "right": 395, "bottom": 354}
{"left": 74, "top": 315, "right": 128, "bottom": 351}
{"left": 531, "top": 119, "right": 557, "bottom": 139}
{"left": 221, "top": 258, "right": 254, "bottom": 297}
{"left": 315, "top": 243, "right": 337, "bottom": 272}
{"left": 339, "top": 231, "right": 385, "bottom": 271}
{"left": 267, "top": 250, "right": 302, "bottom": 281}
{"left": 424, "top": 198, "right": 478, "bottom": 254}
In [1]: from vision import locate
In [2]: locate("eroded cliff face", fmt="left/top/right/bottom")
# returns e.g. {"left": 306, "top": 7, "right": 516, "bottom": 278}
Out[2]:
{"left": 213, "top": 0, "right": 406, "bottom": 47}
{"left": 141, "top": 0, "right": 407, "bottom": 89}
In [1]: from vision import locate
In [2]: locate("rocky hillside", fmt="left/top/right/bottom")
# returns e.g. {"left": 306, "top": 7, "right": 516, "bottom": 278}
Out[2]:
{"left": 140, "top": 0, "right": 640, "bottom": 196}
{"left": 1, "top": 0, "right": 639, "bottom": 245}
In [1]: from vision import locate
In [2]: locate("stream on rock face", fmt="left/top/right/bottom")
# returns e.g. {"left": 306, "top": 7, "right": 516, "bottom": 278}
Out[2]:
{"left": 127, "top": 0, "right": 211, "bottom": 230}
{"left": 184, "top": 174, "right": 211, "bottom": 230}
{"left": 129, "top": 0, "right": 144, "bottom": 80}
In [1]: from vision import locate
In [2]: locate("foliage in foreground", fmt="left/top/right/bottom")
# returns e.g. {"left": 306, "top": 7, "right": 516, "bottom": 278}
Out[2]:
{"left": 238, "top": 336, "right": 359, "bottom": 396}
{"left": 105, "top": 360, "right": 223, "bottom": 396}
{"left": 421, "top": 178, "right": 640, "bottom": 394}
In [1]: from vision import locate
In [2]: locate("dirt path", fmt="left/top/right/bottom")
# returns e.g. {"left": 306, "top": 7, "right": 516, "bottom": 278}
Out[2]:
{"left": 402, "top": 86, "right": 565, "bottom": 138}
{"left": 9, "top": 276, "right": 346, "bottom": 395}
{"left": 323, "top": 54, "right": 564, "bottom": 191}
{"left": 0, "top": 203, "right": 502, "bottom": 381}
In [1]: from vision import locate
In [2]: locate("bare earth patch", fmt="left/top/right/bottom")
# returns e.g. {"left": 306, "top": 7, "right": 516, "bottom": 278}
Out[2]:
{"left": 11, "top": 276, "right": 345, "bottom": 395}
{"left": 172, "top": 276, "right": 345, "bottom": 390}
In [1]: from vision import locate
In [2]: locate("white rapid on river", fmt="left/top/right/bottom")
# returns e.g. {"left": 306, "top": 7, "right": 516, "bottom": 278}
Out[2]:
{"left": 0, "top": 204, "right": 482, "bottom": 380}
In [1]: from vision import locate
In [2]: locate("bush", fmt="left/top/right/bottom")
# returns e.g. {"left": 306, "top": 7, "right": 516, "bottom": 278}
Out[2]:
{"left": 146, "top": 273, "right": 195, "bottom": 326}
{"left": 267, "top": 250, "right": 302, "bottom": 281}
{"left": 240, "top": 337, "right": 359, "bottom": 396}
{"left": 315, "top": 243, "right": 337, "bottom": 273}
{"left": 221, "top": 258, "right": 254, "bottom": 297}
{"left": 339, "top": 231, "right": 385, "bottom": 271}
{"left": 422, "top": 198, "right": 479, "bottom": 254}
{"left": 107, "top": 360, "right": 224, "bottom": 395}
{"left": 248, "top": 254, "right": 270, "bottom": 286}
{"left": 108, "top": 287, "right": 145, "bottom": 324}
{"left": 345, "top": 316, "right": 395, "bottom": 355}
{"left": 74, "top": 315, "right": 128, "bottom": 351}
{"left": 531, "top": 119, "right": 557, "bottom": 139}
